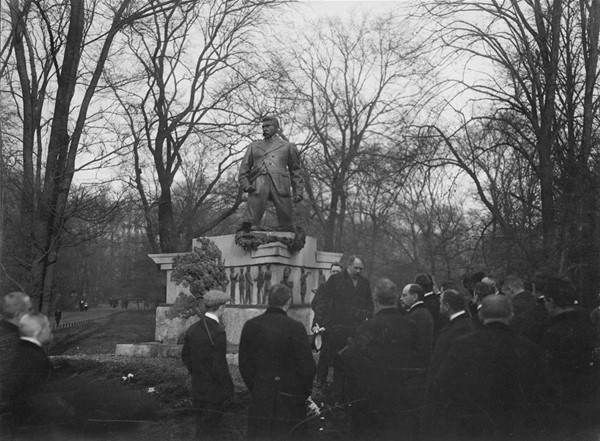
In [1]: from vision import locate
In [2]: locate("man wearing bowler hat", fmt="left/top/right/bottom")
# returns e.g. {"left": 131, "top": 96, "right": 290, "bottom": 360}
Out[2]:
{"left": 238, "top": 116, "right": 303, "bottom": 227}
{"left": 182, "top": 290, "right": 233, "bottom": 439}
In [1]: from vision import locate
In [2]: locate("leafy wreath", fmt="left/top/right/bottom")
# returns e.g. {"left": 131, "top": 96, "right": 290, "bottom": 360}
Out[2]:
{"left": 165, "top": 238, "right": 227, "bottom": 319}
{"left": 235, "top": 224, "right": 306, "bottom": 253}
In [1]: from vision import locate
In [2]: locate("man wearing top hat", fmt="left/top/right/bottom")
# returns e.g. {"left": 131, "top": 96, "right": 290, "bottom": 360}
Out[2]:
{"left": 182, "top": 290, "right": 233, "bottom": 439}
{"left": 238, "top": 116, "right": 303, "bottom": 227}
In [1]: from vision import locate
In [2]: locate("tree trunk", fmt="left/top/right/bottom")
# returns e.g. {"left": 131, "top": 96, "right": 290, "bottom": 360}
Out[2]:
{"left": 30, "top": 0, "right": 85, "bottom": 311}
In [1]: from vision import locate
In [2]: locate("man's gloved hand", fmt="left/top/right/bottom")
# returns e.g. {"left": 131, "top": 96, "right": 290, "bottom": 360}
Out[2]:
{"left": 244, "top": 185, "right": 256, "bottom": 193}
{"left": 293, "top": 194, "right": 303, "bottom": 203}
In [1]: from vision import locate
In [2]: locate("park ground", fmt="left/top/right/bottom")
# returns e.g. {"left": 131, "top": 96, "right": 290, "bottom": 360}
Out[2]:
{"left": 38, "top": 307, "right": 347, "bottom": 441}
{"left": 23, "top": 307, "right": 600, "bottom": 441}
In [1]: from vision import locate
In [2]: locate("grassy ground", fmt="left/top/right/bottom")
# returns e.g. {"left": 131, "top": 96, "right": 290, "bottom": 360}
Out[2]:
{"left": 41, "top": 311, "right": 600, "bottom": 441}
{"left": 41, "top": 310, "right": 347, "bottom": 441}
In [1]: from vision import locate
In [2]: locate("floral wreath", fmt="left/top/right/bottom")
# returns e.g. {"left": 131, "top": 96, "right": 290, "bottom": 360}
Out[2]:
{"left": 235, "top": 224, "right": 306, "bottom": 253}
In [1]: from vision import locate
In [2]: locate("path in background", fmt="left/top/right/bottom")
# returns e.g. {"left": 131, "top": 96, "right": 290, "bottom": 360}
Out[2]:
{"left": 56, "top": 304, "right": 124, "bottom": 325}
{"left": 50, "top": 309, "right": 156, "bottom": 355}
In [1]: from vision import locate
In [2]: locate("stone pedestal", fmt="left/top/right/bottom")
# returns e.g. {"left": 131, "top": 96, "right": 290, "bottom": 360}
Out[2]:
{"left": 149, "top": 233, "right": 341, "bottom": 346}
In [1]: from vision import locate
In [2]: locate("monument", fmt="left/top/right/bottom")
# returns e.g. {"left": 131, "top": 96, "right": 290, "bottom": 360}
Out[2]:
{"left": 149, "top": 116, "right": 342, "bottom": 348}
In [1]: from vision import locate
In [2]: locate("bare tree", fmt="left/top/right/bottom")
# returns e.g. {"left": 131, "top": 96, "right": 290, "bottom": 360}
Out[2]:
{"left": 267, "top": 14, "right": 433, "bottom": 251}
{"left": 420, "top": 0, "right": 600, "bottom": 286}
{"left": 5, "top": 0, "right": 187, "bottom": 312}
{"left": 113, "top": 0, "right": 286, "bottom": 253}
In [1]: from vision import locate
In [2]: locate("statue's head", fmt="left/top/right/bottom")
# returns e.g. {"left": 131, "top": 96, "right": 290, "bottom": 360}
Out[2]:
{"left": 262, "top": 116, "right": 279, "bottom": 139}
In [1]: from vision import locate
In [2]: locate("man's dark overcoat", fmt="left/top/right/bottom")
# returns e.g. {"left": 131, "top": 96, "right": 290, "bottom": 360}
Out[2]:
{"left": 3, "top": 340, "right": 54, "bottom": 429}
{"left": 182, "top": 316, "right": 233, "bottom": 405}
{"left": 423, "top": 292, "right": 444, "bottom": 339}
{"left": 426, "top": 311, "right": 475, "bottom": 394}
{"left": 407, "top": 303, "right": 434, "bottom": 368}
{"left": 434, "top": 322, "right": 546, "bottom": 438}
{"left": 542, "top": 309, "right": 597, "bottom": 407}
{"left": 422, "top": 311, "right": 476, "bottom": 439}
{"left": 0, "top": 320, "right": 20, "bottom": 401}
{"left": 343, "top": 308, "right": 418, "bottom": 438}
{"left": 313, "top": 269, "right": 373, "bottom": 357}
{"left": 239, "top": 307, "right": 316, "bottom": 440}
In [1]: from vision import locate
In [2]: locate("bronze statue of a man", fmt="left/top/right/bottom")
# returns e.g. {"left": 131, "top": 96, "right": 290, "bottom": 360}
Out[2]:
{"left": 238, "top": 116, "right": 303, "bottom": 227}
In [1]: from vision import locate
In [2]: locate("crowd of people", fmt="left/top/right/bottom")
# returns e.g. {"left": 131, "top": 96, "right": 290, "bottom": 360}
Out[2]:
{"left": 186, "top": 256, "right": 600, "bottom": 441}
{"left": 3, "top": 256, "right": 600, "bottom": 440}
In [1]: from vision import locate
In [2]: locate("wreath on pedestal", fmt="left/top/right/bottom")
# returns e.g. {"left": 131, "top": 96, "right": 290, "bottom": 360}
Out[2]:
{"left": 165, "top": 238, "right": 228, "bottom": 319}
{"left": 235, "top": 224, "right": 306, "bottom": 253}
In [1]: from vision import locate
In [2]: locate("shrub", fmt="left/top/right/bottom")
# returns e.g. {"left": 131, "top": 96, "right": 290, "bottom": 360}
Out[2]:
{"left": 166, "top": 238, "right": 227, "bottom": 319}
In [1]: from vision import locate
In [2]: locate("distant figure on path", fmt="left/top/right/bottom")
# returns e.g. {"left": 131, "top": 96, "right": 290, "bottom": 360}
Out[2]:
{"left": 239, "top": 284, "right": 316, "bottom": 440}
{"left": 54, "top": 310, "right": 62, "bottom": 327}
{"left": 182, "top": 290, "right": 233, "bottom": 439}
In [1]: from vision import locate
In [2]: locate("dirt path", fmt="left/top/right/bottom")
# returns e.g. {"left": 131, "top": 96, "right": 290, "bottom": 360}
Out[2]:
{"left": 55, "top": 304, "right": 124, "bottom": 326}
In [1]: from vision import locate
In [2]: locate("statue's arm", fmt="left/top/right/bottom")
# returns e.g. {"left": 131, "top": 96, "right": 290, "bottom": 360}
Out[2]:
{"left": 288, "top": 143, "right": 304, "bottom": 199}
{"left": 238, "top": 144, "right": 255, "bottom": 191}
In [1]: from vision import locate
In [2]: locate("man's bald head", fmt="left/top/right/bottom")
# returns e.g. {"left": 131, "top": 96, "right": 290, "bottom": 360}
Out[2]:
{"left": 481, "top": 295, "right": 513, "bottom": 324}
{"left": 19, "top": 312, "right": 53, "bottom": 346}
{"left": 1, "top": 291, "right": 32, "bottom": 323}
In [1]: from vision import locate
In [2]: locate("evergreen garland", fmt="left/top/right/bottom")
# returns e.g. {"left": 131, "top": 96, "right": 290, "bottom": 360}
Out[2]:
{"left": 234, "top": 225, "right": 306, "bottom": 253}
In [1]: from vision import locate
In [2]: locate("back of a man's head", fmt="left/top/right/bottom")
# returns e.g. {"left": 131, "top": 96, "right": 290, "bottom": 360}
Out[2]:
{"left": 1, "top": 291, "right": 32, "bottom": 321}
{"left": 414, "top": 274, "right": 434, "bottom": 293}
{"left": 268, "top": 284, "right": 291, "bottom": 307}
{"left": 481, "top": 295, "right": 512, "bottom": 323}
{"left": 502, "top": 276, "right": 525, "bottom": 296}
{"left": 474, "top": 282, "right": 495, "bottom": 302}
{"left": 19, "top": 312, "right": 50, "bottom": 340}
{"left": 374, "top": 278, "right": 397, "bottom": 307}
{"left": 543, "top": 275, "right": 576, "bottom": 308}
{"left": 441, "top": 289, "right": 466, "bottom": 313}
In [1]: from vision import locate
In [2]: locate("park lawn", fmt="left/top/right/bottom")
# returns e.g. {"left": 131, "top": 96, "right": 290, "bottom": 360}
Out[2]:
{"left": 46, "top": 309, "right": 341, "bottom": 441}
{"left": 46, "top": 310, "right": 245, "bottom": 440}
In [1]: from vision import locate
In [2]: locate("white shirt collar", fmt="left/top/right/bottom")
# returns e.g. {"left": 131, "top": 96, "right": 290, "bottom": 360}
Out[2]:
{"left": 408, "top": 301, "right": 424, "bottom": 312}
{"left": 450, "top": 310, "right": 466, "bottom": 321}
{"left": 205, "top": 312, "right": 219, "bottom": 323}
{"left": 20, "top": 336, "right": 43, "bottom": 347}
